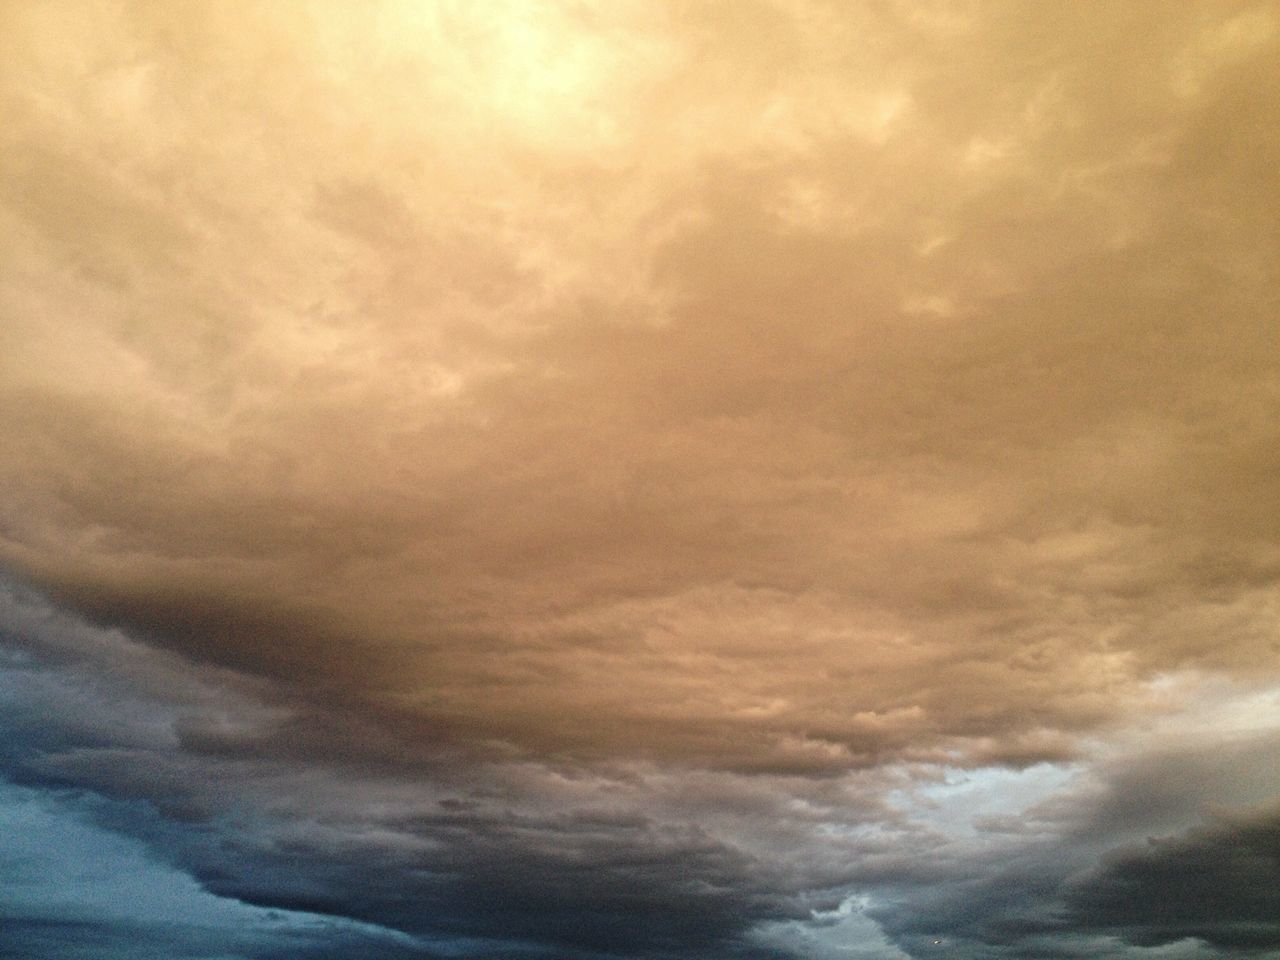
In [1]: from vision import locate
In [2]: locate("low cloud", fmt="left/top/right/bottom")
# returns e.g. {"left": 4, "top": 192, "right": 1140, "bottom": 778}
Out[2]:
{"left": 2, "top": 1, "right": 1278, "bottom": 957}
{"left": 1064, "top": 803, "right": 1280, "bottom": 950}
{"left": 5, "top": 582, "right": 1280, "bottom": 958}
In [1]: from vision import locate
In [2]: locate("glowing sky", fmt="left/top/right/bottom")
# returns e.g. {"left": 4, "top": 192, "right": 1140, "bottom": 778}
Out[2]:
{"left": 2, "top": 2, "right": 1278, "bottom": 958}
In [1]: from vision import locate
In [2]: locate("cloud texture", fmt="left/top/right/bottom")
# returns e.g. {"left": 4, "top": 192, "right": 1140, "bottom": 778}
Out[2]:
{"left": 2, "top": 2, "right": 1278, "bottom": 958}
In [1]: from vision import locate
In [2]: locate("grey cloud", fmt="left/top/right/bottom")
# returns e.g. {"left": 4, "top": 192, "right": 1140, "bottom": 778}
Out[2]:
{"left": 0, "top": 583, "right": 826, "bottom": 957}
{"left": 5, "top": 576, "right": 1280, "bottom": 959}
{"left": 860, "top": 736, "right": 1280, "bottom": 958}
{"left": 1064, "top": 802, "right": 1280, "bottom": 950}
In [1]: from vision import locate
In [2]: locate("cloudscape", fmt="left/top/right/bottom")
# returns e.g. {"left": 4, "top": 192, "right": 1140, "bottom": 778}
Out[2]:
{"left": 2, "top": 2, "right": 1278, "bottom": 958}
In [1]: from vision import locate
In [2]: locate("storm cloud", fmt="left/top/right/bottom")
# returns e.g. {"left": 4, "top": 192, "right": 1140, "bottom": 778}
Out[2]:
{"left": 2, "top": 2, "right": 1278, "bottom": 957}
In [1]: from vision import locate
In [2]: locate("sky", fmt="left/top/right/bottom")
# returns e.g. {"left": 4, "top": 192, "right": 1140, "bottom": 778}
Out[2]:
{"left": 1, "top": 1, "right": 1278, "bottom": 958}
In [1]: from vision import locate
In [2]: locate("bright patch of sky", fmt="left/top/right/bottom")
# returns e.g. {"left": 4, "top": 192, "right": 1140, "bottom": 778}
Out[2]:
{"left": 886, "top": 762, "right": 1081, "bottom": 838}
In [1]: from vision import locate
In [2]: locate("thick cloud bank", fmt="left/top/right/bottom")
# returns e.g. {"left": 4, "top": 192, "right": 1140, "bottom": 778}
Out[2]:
{"left": 2, "top": 2, "right": 1278, "bottom": 958}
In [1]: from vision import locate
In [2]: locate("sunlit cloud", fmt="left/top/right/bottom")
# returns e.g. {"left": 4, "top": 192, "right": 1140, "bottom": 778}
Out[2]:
{"left": 2, "top": 2, "right": 1278, "bottom": 957}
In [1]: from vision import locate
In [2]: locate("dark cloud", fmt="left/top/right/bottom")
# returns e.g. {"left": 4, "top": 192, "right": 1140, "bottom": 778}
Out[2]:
{"left": 0, "top": 582, "right": 814, "bottom": 958}
{"left": 5, "top": 577, "right": 1280, "bottom": 959}
{"left": 1064, "top": 803, "right": 1280, "bottom": 951}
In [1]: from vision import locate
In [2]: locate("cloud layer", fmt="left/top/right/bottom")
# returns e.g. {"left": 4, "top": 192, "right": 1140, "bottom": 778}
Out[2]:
{"left": 2, "top": 2, "right": 1278, "bottom": 957}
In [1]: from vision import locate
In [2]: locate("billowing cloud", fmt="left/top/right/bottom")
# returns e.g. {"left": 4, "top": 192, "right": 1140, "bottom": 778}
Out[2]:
{"left": 1064, "top": 801, "right": 1280, "bottom": 950}
{"left": 2, "top": 2, "right": 1278, "bottom": 958}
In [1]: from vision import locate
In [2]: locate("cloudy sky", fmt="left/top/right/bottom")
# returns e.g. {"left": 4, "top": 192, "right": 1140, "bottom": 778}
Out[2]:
{"left": 2, "top": 2, "right": 1278, "bottom": 958}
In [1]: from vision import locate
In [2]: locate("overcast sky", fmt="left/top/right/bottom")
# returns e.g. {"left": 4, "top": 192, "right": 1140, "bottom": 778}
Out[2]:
{"left": 2, "top": 2, "right": 1278, "bottom": 958}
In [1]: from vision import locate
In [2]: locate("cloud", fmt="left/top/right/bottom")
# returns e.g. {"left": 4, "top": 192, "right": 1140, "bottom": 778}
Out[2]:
{"left": 0, "top": 776, "right": 436, "bottom": 960}
{"left": 1, "top": 1, "right": 1278, "bottom": 958}
{"left": 1064, "top": 802, "right": 1280, "bottom": 950}
{"left": 3, "top": 0, "right": 1278, "bottom": 772}
{"left": 6, "top": 580, "right": 1280, "bottom": 959}
{"left": 0, "top": 581, "right": 829, "bottom": 958}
